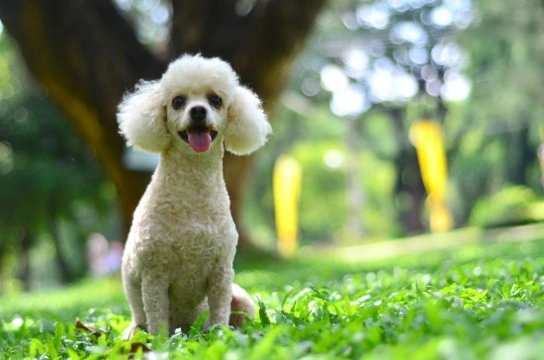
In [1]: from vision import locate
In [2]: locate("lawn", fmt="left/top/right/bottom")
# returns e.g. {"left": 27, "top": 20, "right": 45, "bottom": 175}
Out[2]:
{"left": 1, "top": 228, "right": 544, "bottom": 359}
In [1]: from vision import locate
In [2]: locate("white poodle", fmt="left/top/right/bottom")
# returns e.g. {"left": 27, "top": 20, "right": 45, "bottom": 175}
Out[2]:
{"left": 117, "top": 54, "right": 271, "bottom": 336}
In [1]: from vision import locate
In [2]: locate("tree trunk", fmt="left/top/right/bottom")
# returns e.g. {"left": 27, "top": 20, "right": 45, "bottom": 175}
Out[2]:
{"left": 46, "top": 209, "right": 77, "bottom": 284}
{"left": 18, "top": 229, "right": 32, "bottom": 292}
{"left": 344, "top": 116, "right": 365, "bottom": 240}
{"left": 389, "top": 108, "right": 426, "bottom": 234}
{"left": 504, "top": 126, "right": 533, "bottom": 185}
{"left": 394, "top": 149, "right": 427, "bottom": 234}
{"left": 0, "top": 0, "right": 327, "bottom": 249}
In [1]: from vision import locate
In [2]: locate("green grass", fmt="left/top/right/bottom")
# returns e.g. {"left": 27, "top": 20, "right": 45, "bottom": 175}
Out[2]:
{"left": 1, "top": 234, "right": 544, "bottom": 359}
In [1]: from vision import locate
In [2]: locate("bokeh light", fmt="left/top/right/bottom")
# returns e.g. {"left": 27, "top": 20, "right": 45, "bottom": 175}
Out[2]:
{"left": 312, "top": 0, "right": 474, "bottom": 117}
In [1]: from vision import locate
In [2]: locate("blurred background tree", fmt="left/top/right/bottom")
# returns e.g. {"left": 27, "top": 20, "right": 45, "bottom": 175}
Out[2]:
{"left": 1, "top": 0, "right": 544, "bottom": 291}
{"left": 302, "top": 0, "right": 474, "bottom": 235}
{"left": 0, "top": 36, "right": 117, "bottom": 291}
{"left": 0, "top": 0, "right": 326, "bottom": 250}
{"left": 247, "top": 0, "right": 544, "bottom": 245}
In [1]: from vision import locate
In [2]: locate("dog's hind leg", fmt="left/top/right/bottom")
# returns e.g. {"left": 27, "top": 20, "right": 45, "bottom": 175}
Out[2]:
{"left": 229, "top": 283, "right": 256, "bottom": 327}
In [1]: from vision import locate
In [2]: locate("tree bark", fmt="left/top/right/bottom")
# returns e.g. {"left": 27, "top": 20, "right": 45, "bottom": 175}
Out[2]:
{"left": 389, "top": 107, "right": 426, "bottom": 234}
{"left": 0, "top": 0, "right": 326, "bottom": 249}
{"left": 46, "top": 206, "right": 77, "bottom": 284}
{"left": 504, "top": 126, "right": 533, "bottom": 185}
{"left": 18, "top": 229, "right": 32, "bottom": 291}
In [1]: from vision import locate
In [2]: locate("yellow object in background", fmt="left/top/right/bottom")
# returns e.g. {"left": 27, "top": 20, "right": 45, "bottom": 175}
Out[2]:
{"left": 273, "top": 155, "right": 302, "bottom": 258}
{"left": 410, "top": 120, "right": 453, "bottom": 232}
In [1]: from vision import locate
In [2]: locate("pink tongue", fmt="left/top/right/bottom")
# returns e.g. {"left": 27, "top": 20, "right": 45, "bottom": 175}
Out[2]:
{"left": 188, "top": 130, "right": 212, "bottom": 152}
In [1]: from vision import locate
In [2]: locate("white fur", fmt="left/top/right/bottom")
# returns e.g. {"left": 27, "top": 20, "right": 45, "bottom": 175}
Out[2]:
{"left": 118, "top": 81, "right": 171, "bottom": 153}
{"left": 225, "top": 86, "right": 270, "bottom": 155}
{"left": 117, "top": 54, "right": 270, "bottom": 336}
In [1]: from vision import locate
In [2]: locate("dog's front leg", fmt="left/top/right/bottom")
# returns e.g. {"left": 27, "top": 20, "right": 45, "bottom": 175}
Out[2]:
{"left": 142, "top": 273, "right": 169, "bottom": 334}
{"left": 122, "top": 275, "right": 148, "bottom": 339}
{"left": 206, "top": 264, "right": 234, "bottom": 327}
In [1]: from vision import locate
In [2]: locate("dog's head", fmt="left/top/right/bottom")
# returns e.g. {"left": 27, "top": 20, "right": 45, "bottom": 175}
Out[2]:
{"left": 118, "top": 54, "right": 271, "bottom": 156}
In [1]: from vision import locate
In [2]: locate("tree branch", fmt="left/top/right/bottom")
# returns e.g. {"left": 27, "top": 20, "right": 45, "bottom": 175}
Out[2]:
{"left": 169, "top": 0, "right": 327, "bottom": 105}
{"left": 244, "top": 0, "right": 327, "bottom": 102}
{"left": 170, "top": 0, "right": 247, "bottom": 59}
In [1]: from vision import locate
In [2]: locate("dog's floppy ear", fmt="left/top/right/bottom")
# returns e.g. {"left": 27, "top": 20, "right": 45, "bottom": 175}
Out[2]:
{"left": 224, "top": 86, "right": 272, "bottom": 155}
{"left": 117, "top": 80, "right": 171, "bottom": 153}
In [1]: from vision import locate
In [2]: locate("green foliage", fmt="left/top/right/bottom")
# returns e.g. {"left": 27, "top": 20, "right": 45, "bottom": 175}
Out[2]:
{"left": 449, "top": 152, "right": 492, "bottom": 224}
{"left": 280, "top": 0, "right": 544, "bottom": 237}
{"left": 247, "top": 105, "right": 400, "bottom": 245}
{"left": 470, "top": 186, "right": 544, "bottom": 228}
{"left": 0, "top": 94, "right": 111, "bottom": 227}
{"left": 291, "top": 140, "right": 348, "bottom": 242}
{"left": 0, "top": 33, "right": 117, "bottom": 289}
{"left": 2, "top": 236, "right": 544, "bottom": 358}
{"left": 457, "top": 0, "right": 544, "bottom": 191}
{"left": 461, "top": 0, "right": 544, "bottom": 127}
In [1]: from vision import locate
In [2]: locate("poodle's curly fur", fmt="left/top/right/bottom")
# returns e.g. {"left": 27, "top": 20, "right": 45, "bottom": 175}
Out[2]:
{"left": 117, "top": 54, "right": 271, "bottom": 336}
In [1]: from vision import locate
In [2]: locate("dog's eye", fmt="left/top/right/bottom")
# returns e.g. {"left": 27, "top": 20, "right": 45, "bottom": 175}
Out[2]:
{"left": 208, "top": 94, "right": 222, "bottom": 108}
{"left": 172, "top": 96, "right": 186, "bottom": 110}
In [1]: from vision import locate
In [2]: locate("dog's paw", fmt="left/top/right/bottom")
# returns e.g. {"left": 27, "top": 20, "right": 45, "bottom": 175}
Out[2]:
{"left": 121, "top": 323, "right": 147, "bottom": 340}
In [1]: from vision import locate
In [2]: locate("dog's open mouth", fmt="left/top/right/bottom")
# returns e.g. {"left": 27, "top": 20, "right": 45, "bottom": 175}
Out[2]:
{"left": 178, "top": 127, "right": 218, "bottom": 153}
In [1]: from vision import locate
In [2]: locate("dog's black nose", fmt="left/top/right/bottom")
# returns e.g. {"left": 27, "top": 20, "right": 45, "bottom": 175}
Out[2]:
{"left": 190, "top": 106, "right": 207, "bottom": 122}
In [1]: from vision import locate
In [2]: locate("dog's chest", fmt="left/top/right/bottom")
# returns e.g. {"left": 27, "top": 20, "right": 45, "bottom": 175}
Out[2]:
{"left": 130, "top": 200, "right": 237, "bottom": 266}
{"left": 126, "top": 171, "right": 237, "bottom": 269}
{"left": 170, "top": 228, "right": 232, "bottom": 261}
